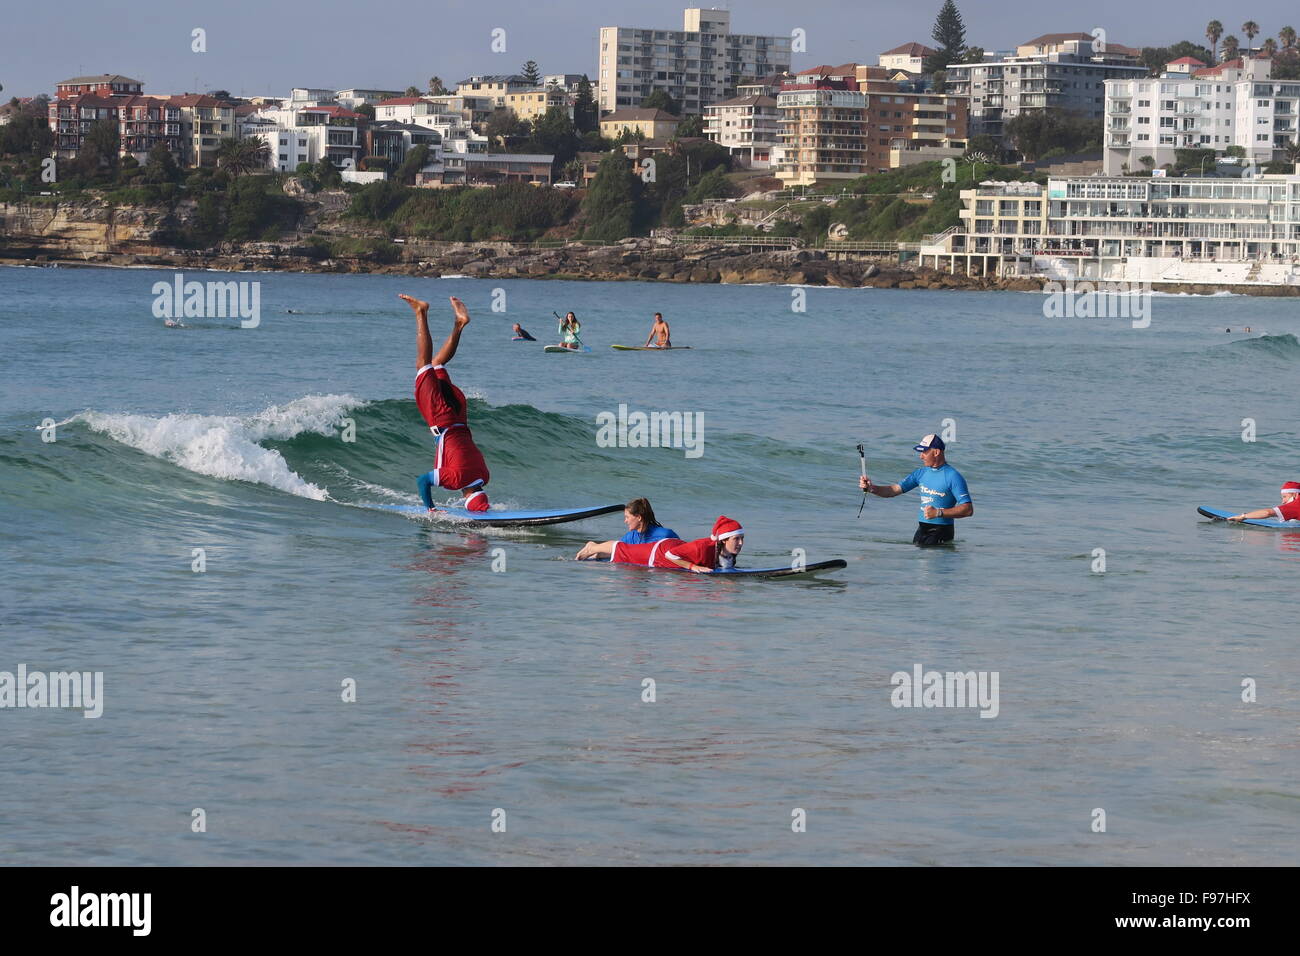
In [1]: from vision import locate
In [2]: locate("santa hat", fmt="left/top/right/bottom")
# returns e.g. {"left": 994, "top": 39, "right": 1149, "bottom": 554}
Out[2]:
{"left": 1282, "top": 482, "right": 1300, "bottom": 496}
{"left": 711, "top": 516, "right": 744, "bottom": 541}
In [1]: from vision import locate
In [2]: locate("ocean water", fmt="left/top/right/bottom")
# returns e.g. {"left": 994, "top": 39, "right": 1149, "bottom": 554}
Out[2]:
{"left": 1, "top": 264, "right": 1297, "bottom": 865}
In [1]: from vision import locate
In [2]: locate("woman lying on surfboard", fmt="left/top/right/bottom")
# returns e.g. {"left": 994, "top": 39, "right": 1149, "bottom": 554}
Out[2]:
{"left": 619, "top": 497, "right": 679, "bottom": 544}
{"left": 576, "top": 516, "right": 744, "bottom": 572}
{"left": 399, "top": 293, "right": 491, "bottom": 513}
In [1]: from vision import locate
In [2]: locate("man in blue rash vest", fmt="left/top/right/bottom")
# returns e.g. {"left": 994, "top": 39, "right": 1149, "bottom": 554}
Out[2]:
{"left": 858, "top": 433, "right": 973, "bottom": 546}
{"left": 618, "top": 498, "right": 679, "bottom": 544}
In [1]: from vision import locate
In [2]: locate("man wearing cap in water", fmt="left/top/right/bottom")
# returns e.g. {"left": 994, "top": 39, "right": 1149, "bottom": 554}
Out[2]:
{"left": 1228, "top": 481, "right": 1300, "bottom": 523}
{"left": 859, "top": 434, "right": 973, "bottom": 546}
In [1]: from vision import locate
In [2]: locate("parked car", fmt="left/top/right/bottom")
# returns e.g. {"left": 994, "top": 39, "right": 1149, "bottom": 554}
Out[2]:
{"left": 554, "top": 181, "right": 577, "bottom": 189}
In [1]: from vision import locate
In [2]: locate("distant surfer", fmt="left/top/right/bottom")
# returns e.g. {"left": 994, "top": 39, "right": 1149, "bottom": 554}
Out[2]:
{"left": 512, "top": 323, "right": 536, "bottom": 341}
{"left": 163, "top": 318, "right": 184, "bottom": 328}
{"left": 619, "top": 497, "right": 679, "bottom": 544}
{"left": 399, "top": 293, "right": 491, "bottom": 513}
{"left": 1227, "top": 481, "right": 1300, "bottom": 522}
{"left": 555, "top": 311, "right": 582, "bottom": 350}
{"left": 859, "top": 434, "right": 973, "bottom": 546}
{"left": 576, "top": 516, "right": 743, "bottom": 572}
{"left": 644, "top": 312, "right": 672, "bottom": 348}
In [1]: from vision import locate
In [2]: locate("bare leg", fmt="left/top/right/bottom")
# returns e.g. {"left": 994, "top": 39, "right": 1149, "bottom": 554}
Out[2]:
{"left": 576, "top": 540, "right": 617, "bottom": 561}
{"left": 400, "top": 295, "right": 471, "bottom": 368}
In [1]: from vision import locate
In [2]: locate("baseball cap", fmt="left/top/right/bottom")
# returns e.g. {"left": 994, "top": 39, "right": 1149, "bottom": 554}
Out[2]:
{"left": 913, "top": 434, "right": 946, "bottom": 453}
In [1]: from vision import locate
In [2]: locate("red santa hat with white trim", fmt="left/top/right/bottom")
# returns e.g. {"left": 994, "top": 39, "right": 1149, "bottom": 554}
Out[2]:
{"left": 1282, "top": 481, "right": 1300, "bottom": 495}
{"left": 711, "top": 516, "right": 744, "bottom": 541}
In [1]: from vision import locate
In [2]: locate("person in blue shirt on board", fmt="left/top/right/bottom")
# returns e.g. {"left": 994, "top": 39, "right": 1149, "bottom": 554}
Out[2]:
{"left": 619, "top": 497, "right": 679, "bottom": 544}
{"left": 858, "top": 434, "right": 973, "bottom": 546}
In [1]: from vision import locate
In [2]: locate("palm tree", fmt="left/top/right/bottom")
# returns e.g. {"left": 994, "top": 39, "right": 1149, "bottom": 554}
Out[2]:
{"left": 216, "top": 137, "right": 272, "bottom": 176}
{"left": 1286, "top": 141, "right": 1300, "bottom": 164}
{"left": 1263, "top": 37, "right": 1278, "bottom": 58}
{"left": 1280, "top": 26, "right": 1297, "bottom": 50}
{"left": 1207, "top": 20, "right": 1223, "bottom": 60}
{"left": 1222, "top": 35, "right": 1241, "bottom": 61}
{"left": 1241, "top": 21, "right": 1259, "bottom": 51}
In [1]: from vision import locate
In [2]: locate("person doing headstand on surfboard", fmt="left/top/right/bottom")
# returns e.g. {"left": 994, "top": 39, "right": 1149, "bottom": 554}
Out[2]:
{"left": 399, "top": 294, "right": 491, "bottom": 513}
{"left": 1228, "top": 481, "right": 1300, "bottom": 522}
{"left": 576, "top": 516, "right": 744, "bottom": 573}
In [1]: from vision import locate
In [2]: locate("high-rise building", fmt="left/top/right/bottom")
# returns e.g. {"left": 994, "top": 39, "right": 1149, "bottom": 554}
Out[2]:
{"left": 598, "top": 7, "right": 792, "bottom": 116}
{"left": 945, "top": 33, "right": 1147, "bottom": 145}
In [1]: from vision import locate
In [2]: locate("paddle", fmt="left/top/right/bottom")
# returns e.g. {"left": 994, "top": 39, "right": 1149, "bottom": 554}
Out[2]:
{"left": 856, "top": 443, "right": 869, "bottom": 518}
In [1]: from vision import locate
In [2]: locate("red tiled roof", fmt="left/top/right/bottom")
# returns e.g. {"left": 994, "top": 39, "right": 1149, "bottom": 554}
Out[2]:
{"left": 1167, "top": 56, "right": 1207, "bottom": 66}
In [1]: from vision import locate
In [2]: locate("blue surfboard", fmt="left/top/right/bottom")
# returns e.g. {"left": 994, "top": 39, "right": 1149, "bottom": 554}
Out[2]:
{"left": 371, "top": 502, "right": 622, "bottom": 528}
{"left": 1198, "top": 506, "right": 1300, "bottom": 529}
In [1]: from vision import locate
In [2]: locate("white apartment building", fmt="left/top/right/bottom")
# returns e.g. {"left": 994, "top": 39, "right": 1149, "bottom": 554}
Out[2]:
{"left": 945, "top": 33, "right": 1147, "bottom": 145}
{"left": 336, "top": 88, "right": 403, "bottom": 109}
{"left": 703, "top": 94, "right": 779, "bottom": 168}
{"left": 1103, "top": 57, "right": 1300, "bottom": 174}
{"left": 242, "top": 104, "right": 366, "bottom": 172}
{"left": 879, "top": 42, "right": 936, "bottom": 75}
{"left": 919, "top": 170, "right": 1300, "bottom": 285}
{"left": 598, "top": 7, "right": 792, "bottom": 115}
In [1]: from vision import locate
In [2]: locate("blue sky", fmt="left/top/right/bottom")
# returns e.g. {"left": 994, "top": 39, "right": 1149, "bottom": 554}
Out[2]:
{"left": 3, "top": 0, "right": 1297, "bottom": 98}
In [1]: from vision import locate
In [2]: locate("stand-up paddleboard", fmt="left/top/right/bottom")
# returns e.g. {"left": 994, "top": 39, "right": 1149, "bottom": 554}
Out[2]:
{"left": 370, "top": 502, "right": 622, "bottom": 527}
{"left": 543, "top": 345, "right": 591, "bottom": 354}
{"left": 1198, "top": 506, "right": 1300, "bottom": 529}
{"left": 610, "top": 344, "right": 693, "bottom": 351}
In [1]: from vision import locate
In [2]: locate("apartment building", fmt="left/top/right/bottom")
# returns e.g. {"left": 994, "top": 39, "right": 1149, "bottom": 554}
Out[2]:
{"left": 335, "top": 88, "right": 403, "bottom": 109}
{"left": 597, "top": 7, "right": 792, "bottom": 115}
{"left": 55, "top": 74, "right": 143, "bottom": 99}
{"left": 703, "top": 94, "right": 779, "bottom": 168}
{"left": 245, "top": 103, "right": 366, "bottom": 171}
{"left": 503, "top": 88, "right": 572, "bottom": 123}
{"left": 455, "top": 75, "right": 535, "bottom": 107}
{"left": 919, "top": 170, "right": 1300, "bottom": 283}
{"left": 774, "top": 65, "right": 968, "bottom": 187}
{"left": 1103, "top": 57, "right": 1300, "bottom": 174}
{"left": 167, "top": 95, "right": 236, "bottom": 167}
{"left": 945, "top": 33, "right": 1147, "bottom": 145}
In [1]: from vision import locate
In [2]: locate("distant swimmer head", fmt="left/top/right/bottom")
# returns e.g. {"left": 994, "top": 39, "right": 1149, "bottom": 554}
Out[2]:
{"left": 624, "top": 497, "right": 659, "bottom": 533}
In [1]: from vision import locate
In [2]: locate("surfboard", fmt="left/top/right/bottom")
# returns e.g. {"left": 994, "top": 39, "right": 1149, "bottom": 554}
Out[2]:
{"left": 1198, "top": 506, "right": 1300, "bottom": 529}
{"left": 511, "top": 336, "right": 536, "bottom": 342}
{"left": 543, "top": 345, "right": 591, "bottom": 353}
{"left": 598, "top": 558, "right": 847, "bottom": 579}
{"left": 708, "top": 559, "right": 847, "bottom": 578}
{"left": 610, "top": 344, "right": 693, "bottom": 351}
{"left": 370, "top": 502, "right": 622, "bottom": 527}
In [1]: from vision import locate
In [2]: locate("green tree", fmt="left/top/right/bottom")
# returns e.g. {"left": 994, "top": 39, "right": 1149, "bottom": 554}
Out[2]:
{"left": 428, "top": 76, "right": 447, "bottom": 95}
{"left": 1206, "top": 20, "right": 1223, "bottom": 60}
{"left": 1280, "top": 26, "right": 1297, "bottom": 50}
{"left": 1241, "top": 21, "right": 1259, "bottom": 49}
{"left": 641, "top": 89, "right": 680, "bottom": 115}
{"left": 521, "top": 60, "right": 541, "bottom": 85}
{"left": 582, "top": 151, "right": 640, "bottom": 239}
{"left": 923, "top": 1, "right": 967, "bottom": 74}
{"left": 72, "top": 118, "right": 120, "bottom": 181}
{"left": 530, "top": 106, "right": 579, "bottom": 169}
{"left": 573, "top": 75, "right": 598, "bottom": 133}
{"left": 674, "top": 114, "right": 705, "bottom": 138}
{"left": 1222, "top": 35, "right": 1241, "bottom": 60}
{"left": 394, "top": 144, "right": 430, "bottom": 185}
{"left": 142, "top": 143, "right": 181, "bottom": 184}
{"left": 315, "top": 155, "right": 343, "bottom": 187}
{"left": 355, "top": 103, "right": 376, "bottom": 120}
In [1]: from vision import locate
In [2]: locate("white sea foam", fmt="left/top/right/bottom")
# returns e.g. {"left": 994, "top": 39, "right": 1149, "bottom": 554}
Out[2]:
{"left": 79, "top": 394, "right": 366, "bottom": 500}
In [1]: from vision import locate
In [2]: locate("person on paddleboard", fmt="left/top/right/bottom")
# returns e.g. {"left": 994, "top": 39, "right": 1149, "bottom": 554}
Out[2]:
{"left": 556, "top": 312, "right": 583, "bottom": 350}
{"left": 511, "top": 323, "right": 536, "bottom": 341}
{"left": 1227, "top": 481, "right": 1300, "bottom": 522}
{"left": 618, "top": 497, "right": 679, "bottom": 544}
{"left": 859, "top": 434, "right": 973, "bottom": 546}
{"left": 644, "top": 312, "right": 672, "bottom": 348}
{"left": 576, "top": 516, "right": 744, "bottom": 572}
{"left": 399, "top": 293, "right": 491, "bottom": 513}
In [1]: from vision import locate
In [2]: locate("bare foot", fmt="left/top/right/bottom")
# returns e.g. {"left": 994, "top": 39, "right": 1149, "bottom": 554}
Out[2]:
{"left": 398, "top": 294, "right": 429, "bottom": 316}
{"left": 449, "top": 296, "right": 471, "bottom": 329}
